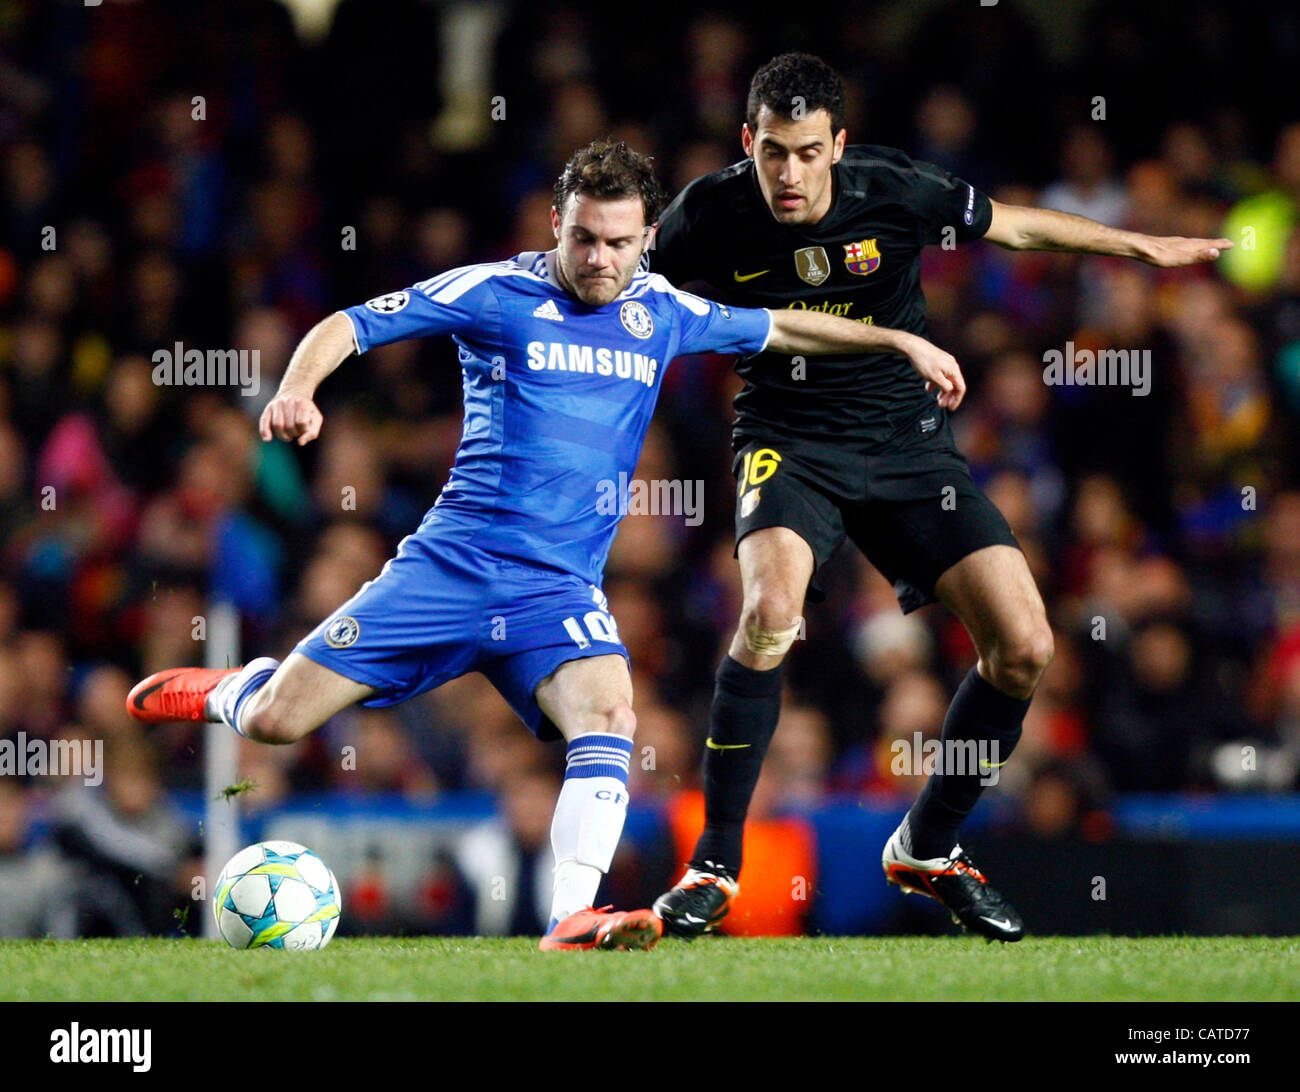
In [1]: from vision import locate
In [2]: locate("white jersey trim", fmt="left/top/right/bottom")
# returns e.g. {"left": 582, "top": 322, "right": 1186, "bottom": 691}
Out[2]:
{"left": 337, "top": 309, "right": 361, "bottom": 356}
{"left": 430, "top": 262, "right": 530, "bottom": 304}
{"left": 410, "top": 259, "right": 549, "bottom": 306}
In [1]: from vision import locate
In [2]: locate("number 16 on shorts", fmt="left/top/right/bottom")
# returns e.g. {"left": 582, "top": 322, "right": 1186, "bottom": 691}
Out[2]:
{"left": 739, "top": 447, "right": 781, "bottom": 517}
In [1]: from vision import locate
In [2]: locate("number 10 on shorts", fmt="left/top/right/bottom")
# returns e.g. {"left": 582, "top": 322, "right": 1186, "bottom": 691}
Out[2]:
{"left": 563, "top": 610, "right": 620, "bottom": 649}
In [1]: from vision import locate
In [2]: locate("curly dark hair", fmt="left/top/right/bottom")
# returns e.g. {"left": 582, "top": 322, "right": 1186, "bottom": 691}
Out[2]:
{"left": 746, "top": 52, "right": 845, "bottom": 134}
{"left": 553, "top": 138, "right": 668, "bottom": 224}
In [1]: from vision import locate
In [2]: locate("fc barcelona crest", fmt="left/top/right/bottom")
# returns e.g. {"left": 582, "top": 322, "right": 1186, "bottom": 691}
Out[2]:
{"left": 794, "top": 246, "right": 830, "bottom": 286}
{"left": 843, "top": 239, "right": 882, "bottom": 276}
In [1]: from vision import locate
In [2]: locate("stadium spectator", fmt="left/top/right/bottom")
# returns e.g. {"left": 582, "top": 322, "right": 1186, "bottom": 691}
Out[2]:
{"left": 46, "top": 741, "right": 193, "bottom": 936}
{"left": 455, "top": 768, "right": 559, "bottom": 936}
{"left": 0, "top": 782, "right": 70, "bottom": 938}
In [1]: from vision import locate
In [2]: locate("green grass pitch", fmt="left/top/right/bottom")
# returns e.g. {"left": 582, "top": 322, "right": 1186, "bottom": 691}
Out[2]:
{"left": 2, "top": 936, "right": 1298, "bottom": 1001}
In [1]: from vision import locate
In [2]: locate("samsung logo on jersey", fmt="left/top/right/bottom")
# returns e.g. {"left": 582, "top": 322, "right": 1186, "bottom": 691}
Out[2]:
{"left": 526, "top": 341, "right": 659, "bottom": 387}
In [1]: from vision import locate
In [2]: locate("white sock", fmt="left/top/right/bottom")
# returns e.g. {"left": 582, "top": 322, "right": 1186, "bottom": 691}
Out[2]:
{"left": 206, "top": 657, "right": 280, "bottom": 736}
{"left": 552, "top": 860, "right": 604, "bottom": 922}
{"left": 548, "top": 732, "right": 633, "bottom": 928}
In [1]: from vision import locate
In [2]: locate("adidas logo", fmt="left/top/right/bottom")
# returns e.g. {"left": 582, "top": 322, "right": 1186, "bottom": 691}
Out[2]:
{"left": 532, "top": 299, "right": 564, "bottom": 322}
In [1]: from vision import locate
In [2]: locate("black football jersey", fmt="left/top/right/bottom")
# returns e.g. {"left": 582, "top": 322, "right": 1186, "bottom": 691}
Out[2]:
{"left": 649, "top": 145, "right": 992, "bottom": 448}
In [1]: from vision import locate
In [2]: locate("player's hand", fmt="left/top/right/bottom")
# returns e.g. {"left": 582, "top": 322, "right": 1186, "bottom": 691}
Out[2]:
{"left": 259, "top": 390, "right": 323, "bottom": 445}
{"left": 1136, "top": 235, "right": 1233, "bottom": 267}
{"left": 900, "top": 334, "right": 966, "bottom": 411}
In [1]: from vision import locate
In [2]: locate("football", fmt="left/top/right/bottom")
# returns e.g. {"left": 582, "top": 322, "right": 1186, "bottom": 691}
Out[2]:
{"left": 213, "top": 841, "right": 342, "bottom": 950}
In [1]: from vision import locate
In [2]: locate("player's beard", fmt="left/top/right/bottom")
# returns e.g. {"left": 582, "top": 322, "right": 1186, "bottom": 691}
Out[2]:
{"left": 560, "top": 255, "right": 634, "bottom": 306}
{"left": 769, "top": 189, "right": 816, "bottom": 224}
{"left": 575, "top": 274, "right": 624, "bottom": 305}
{"left": 765, "top": 174, "right": 832, "bottom": 225}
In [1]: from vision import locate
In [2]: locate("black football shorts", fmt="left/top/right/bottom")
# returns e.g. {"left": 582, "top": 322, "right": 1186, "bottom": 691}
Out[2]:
{"left": 731, "top": 410, "right": 1020, "bottom": 612}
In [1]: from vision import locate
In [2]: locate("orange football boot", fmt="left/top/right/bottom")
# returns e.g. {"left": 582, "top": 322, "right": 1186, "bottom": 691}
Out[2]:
{"left": 126, "top": 667, "right": 239, "bottom": 723}
{"left": 538, "top": 906, "right": 663, "bottom": 951}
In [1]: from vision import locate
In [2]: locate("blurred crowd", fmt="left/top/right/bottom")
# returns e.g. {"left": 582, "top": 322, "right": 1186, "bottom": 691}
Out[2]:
{"left": 3, "top": 0, "right": 1300, "bottom": 936}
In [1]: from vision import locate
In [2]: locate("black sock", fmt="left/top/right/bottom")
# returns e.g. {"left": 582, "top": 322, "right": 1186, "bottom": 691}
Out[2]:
{"left": 904, "top": 667, "right": 1031, "bottom": 860}
{"left": 689, "top": 655, "right": 784, "bottom": 878}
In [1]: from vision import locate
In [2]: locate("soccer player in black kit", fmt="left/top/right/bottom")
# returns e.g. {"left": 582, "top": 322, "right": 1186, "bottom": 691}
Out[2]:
{"left": 649, "top": 53, "right": 1231, "bottom": 941}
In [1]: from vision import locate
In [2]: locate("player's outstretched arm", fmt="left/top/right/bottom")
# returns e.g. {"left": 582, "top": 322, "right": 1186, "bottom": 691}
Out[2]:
{"left": 766, "top": 310, "right": 966, "bottom": 410}
{"left": 259, "top": 312, "right": 356, "bottom": 446}
{"left": 983, "top": 199, "right": 1232, "bottom": 267}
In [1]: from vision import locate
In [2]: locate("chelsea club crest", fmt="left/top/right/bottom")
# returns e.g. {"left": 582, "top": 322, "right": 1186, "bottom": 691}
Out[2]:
{"left": 619, "top": 300, "right": 654, "bottom": 339}
{"left": 323, "top": 616, "right": 360, "bottom": 648}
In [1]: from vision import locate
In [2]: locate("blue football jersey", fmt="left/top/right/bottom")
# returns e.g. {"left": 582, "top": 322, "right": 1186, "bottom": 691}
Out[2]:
{"left": 341, "top": 251, "right": 772, "bottom": 585}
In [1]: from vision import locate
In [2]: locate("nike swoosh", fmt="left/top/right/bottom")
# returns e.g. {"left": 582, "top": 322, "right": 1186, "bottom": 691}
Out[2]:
{"left": 681, "top": 914, "right": 707, "bottom": 924}
{"left": 980, "top": 759, "right": 1007, "bottom": 769}
{"left": 980, "top": 915, "right": 1014, "bottom": 931}
{"left": 132, "top": 674, "right": 182, "bottom": 711}
{"left": 706, "top": 739, "right": 752, "bottom": 750}
{"left": 732, "top": 269, "right": 770, "bottom": 282}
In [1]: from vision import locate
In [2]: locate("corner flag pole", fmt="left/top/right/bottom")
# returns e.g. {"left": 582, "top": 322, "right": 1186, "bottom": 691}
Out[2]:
{"left": 203, "top": 600, "right": 241, "bottom": 939}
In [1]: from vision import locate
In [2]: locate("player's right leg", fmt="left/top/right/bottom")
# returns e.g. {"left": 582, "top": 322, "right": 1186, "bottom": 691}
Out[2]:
{"left": 129, "top": 533, "right": 472, "bottom": 742}
{"left": 234, "top": 654, "right": 378, "bottom": 743}
{"left": 128, "top": 653, "right": 375, "bottom": 742}
{"left": 654, "top": 523, "right": 815, "bottom": 939}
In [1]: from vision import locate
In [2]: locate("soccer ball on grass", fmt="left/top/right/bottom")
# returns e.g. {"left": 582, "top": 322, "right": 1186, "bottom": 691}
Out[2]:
{"left": 213, "top": 840, "right": 341, "bottom": 950}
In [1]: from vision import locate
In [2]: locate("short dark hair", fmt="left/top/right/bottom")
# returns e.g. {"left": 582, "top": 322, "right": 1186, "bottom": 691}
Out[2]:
{"left": 553, "top": 138, "right": 668, "bottom": 225}
{"left": 746, "top": 52, "right": 845, "bottom": 135}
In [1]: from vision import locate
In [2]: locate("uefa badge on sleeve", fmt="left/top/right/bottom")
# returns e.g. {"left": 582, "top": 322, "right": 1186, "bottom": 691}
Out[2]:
{"left": 364, "top": 291, "right": 410, "bottom": 314}
{"left": 619, "top": 300, "right": 654, "bottom": 339}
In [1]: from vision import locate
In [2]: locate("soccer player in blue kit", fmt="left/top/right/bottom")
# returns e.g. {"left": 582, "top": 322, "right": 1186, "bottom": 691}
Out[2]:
{"left": 127, "top": 139, "right": 966, "bottom": 950}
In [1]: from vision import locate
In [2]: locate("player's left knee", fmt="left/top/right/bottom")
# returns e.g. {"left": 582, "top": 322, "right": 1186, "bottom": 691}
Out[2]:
{"left": 592, "top": 700, "right": 636, "bottom": 739}
{"left": 989, "top": 624, "right": 1055, "bottom": 697}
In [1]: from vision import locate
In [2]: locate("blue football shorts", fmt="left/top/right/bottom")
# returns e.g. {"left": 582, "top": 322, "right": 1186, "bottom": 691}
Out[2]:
{"left": 293, "top": 532, "right": 629, "bottom": 741}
